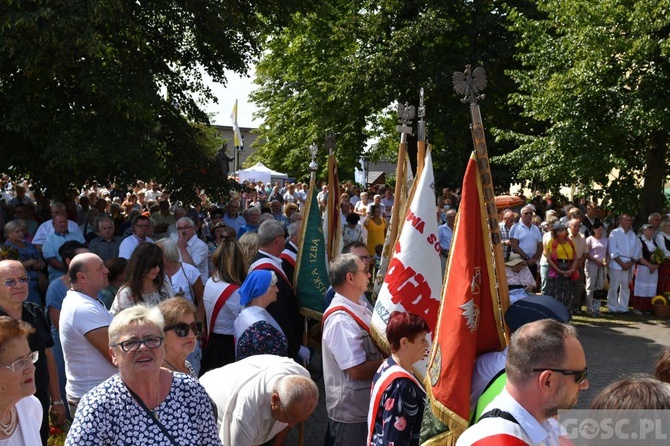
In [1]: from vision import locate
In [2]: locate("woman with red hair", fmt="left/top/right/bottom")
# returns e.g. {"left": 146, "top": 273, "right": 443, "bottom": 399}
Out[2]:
{"left": 367, "top": 311, "right": 429, "bottom": 446}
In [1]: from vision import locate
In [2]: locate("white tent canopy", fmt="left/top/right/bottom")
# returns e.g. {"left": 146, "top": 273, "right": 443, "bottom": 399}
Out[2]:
{"left": 237, "top": 162, "right": 288, "bottom": 185}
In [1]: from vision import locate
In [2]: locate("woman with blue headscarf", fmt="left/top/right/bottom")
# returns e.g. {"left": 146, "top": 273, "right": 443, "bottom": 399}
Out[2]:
{"left": 233, "top": 270, "right": 288, "bottom": 360}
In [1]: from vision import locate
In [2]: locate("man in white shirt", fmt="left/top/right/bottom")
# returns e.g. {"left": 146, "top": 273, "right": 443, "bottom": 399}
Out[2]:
{"left": 32, "top": 202, "right": 83, "bottom": 247}
{"left": 200, "top": 355, "right": 318, "bottom": 446}
{"left": 322, "top": 253, "right": 383, "bottom": 445}
{"left": 118, "top": 215, "right": 154, "bottom": 259}
{"left": 509, "top": 205, "right": 543, "bottom": 278}
{"left": 459, "top": 320, "right": 589, "bottom": 446}
{"left": 606, "top": 214, "right": 641, "bottom": 313}
{"left": 175, "top": 216, "right": 209, "bottom": 279}
{"left": 60, "top": 253, "right": 117, "bottom": 416}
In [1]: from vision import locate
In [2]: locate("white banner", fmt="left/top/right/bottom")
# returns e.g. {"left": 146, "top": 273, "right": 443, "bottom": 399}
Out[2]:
{"left": 371, "top": 150, "right": 443, "bottom": 379}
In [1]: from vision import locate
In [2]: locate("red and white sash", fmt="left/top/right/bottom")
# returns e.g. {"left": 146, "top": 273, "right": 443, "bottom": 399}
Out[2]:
{"left": 280, "top": 248, "right": 297, "bottom": 268}
{"left": 207, "top": 283, "right": 240, "bottom": 340}
{"left": 367, "top": 363, "right": 425, "bottom": 445}
{"left": 250, "top": 258, "right": 292, "bottom": 289}
{"left": 321, "top": 305, "right": 370, "bottom": 334}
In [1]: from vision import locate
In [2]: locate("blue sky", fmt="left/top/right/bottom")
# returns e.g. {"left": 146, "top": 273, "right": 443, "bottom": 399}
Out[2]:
{"left": 203, "top": 68, "right": 260, "bottom": 128}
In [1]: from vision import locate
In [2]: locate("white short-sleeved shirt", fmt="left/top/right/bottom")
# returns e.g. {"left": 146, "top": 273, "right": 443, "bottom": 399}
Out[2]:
{"left": 60, "top": 290, "right": 117, "bottom": 399}
{"left": 509, "top": 222, "right": 543, "bottom": 258}
{"left": 200, "top": 354, "right": 309, "bottom": 446}
{"left": 203, "top": 278, "right": 242, "bottom": 335}
{"left": 167, "top": 262, "right": 201, "bottom": 303}
{"left": 118, "top": 235, "right": 154, "bottom": 259}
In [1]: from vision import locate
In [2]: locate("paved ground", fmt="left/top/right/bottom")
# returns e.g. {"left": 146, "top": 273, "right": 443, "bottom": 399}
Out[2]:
{"left": 285, "top": 316, "right": 670, "bottom": 445}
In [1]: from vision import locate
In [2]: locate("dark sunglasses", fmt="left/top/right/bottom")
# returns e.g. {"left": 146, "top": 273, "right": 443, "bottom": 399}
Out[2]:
{"left": 164, "top": 322, "right": 203, "bottom": 337}
{"left": 531, "top": 367, "right": 588, "bottom": 384}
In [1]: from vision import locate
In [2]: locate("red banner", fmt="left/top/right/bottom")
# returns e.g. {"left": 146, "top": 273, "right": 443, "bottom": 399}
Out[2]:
{"left": 426, "top": 153, "right": 508, "bottom": 440}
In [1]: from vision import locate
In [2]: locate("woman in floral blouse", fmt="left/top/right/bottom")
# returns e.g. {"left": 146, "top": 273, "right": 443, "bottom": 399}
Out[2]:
{"left": 368, "top": 311, "right": 430, "bottom": 446}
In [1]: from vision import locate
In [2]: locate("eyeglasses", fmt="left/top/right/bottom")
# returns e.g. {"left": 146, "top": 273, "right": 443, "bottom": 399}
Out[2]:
{"left": 1, "top": 276, "right": 30, "bottom": 287}
{"left": 2, "top": 351, "right": 38, "bottom": 373}
{"left": 164, "top": 322, "right": 203, "bottom": 337}
{"left": 522, "top": 212, "right": 533, "bottom": 216}
{"left": 177, "top": 225, "right": 193, "bottom": 231}
{"left": 356, "top": 268, "right": 369, "bottom": 274}
{"left": 112, "top": 336, "right": 164, "bottom": 352}
{"left": 532, "top": 367, "right": 588, "bottom": 384}
{"left": 357, "top": 255, "right": 372, "bottom": 263}
{"left": 134, "top": 224, "right": 150, "bottom": 228}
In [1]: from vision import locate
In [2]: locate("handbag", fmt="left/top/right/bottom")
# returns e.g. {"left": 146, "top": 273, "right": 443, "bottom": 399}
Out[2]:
{"left": 593, "top": 265, "right": 608, "bottom": 299}
{"left": 570, "top": 269, "right": 580, "bottom": 281}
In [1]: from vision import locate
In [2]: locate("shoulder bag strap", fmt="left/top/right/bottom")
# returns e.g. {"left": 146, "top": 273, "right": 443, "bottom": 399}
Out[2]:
{"left": 124, "top": 383, "right": 180, "bottom": 446}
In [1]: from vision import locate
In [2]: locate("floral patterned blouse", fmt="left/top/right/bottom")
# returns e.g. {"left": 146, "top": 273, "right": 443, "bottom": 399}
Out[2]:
{"left": 370, "top": 357, "right": 425, "bottom": 446}
{"left": 65, "top": 373, "right": 221, "bottom": 445}
{"left": 236, "top": 321, "right": 288, "bottom": 361}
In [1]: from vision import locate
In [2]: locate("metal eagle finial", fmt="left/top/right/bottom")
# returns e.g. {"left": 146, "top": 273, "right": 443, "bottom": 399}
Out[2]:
{"left": 324, "top": 132, "right": 336, "bottom": 156}
{"left": 396, "top": 102, "right": 416, "bottom": 136}
{"left": 453, "top": 64, "right": 487, "bottom": 104}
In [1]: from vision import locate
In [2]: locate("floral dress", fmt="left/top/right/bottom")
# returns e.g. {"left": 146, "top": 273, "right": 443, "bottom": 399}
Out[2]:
{"left": 370, "top": 357, "right": 425, "bottom": 446}
{"left": 65, "top": 373, "right": 221, "bottom": 445}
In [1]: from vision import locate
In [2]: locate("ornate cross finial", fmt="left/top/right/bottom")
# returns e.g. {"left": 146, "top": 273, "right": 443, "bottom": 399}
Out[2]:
{"left": 324, "top": 132, "right": 336, "bottom": 156}
{"left": 417, "top": 87, "right": 426, "bottom": 142}
{"left": 308, "top": 143, "right": 318, "bottom": 172}
{"left": 418, "top": 88, "right": 425, "bottom": 119}
{"left": 396, "top": 102, "right": 416, "bottom": 136}
{"left": 453, "top": 64, "right": 487, "bottom": 104}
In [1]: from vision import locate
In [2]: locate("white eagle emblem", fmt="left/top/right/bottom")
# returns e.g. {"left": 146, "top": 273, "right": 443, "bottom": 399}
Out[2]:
{"left": 460, "top": 299, "right": 480, "bottom": 333}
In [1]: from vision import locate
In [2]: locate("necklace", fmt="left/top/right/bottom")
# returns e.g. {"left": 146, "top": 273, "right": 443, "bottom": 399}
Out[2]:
{"left": 0, "top": 407, "right": 17, "bottom": 436}
{"left": 163, "top": 358, "right": 186, "bottom": 374}
{"left": 151, "top": 382, "right": 161, "bottom": 420}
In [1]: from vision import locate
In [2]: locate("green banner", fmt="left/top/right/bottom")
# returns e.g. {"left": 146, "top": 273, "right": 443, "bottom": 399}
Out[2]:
{"left": 294, "top": 179, "right": 329, "bottom": 319}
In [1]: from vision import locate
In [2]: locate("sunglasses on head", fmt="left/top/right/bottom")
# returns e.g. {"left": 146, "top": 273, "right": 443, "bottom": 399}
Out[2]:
{"left": 164, "top": 322, "right": 203, "bottom": 337}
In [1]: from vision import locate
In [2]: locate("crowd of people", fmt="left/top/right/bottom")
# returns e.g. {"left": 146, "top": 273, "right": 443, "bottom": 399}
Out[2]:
{"left": 1, "top": 175, "right": 670, "bottom": 445}
{"left": 495, "top": 201, "right": 670, "bottom": 316}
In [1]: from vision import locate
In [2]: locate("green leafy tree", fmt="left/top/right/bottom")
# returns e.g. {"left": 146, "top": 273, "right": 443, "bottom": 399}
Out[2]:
{"left": 0, "top": 0, "right": 315, "bottom": 200}
{"left": 249, "top": 0, "right": 525, "bottom": 190}
{"left": 499, "top": 0, "right": 670, "bottom": 217}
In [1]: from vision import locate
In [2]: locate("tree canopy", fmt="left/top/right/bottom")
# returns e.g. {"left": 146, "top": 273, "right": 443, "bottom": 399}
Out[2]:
{"left": 498, "top": 0, "right": 670, "bottom": 215}
{"left": 249, "top": 0, "right": 524, "bottom": 189}
{"left": 0, "top": 0, "right": 315, "bottom": 201}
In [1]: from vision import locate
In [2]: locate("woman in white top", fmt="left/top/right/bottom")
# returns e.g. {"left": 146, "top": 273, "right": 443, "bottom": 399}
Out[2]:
{"left": 200, "top": 237, "right": 247, "bottom": 375}
{"left": 0, "top": 317, "right": 43, "bottom": 445}
{"left": 155, "top": 238, "right": 205, "bottom": 375}
{"left": 585, "top": 221, "right": 608, "bottom": 315}
{"left": 111, "top": 243, "right": 173, "bottom": 315}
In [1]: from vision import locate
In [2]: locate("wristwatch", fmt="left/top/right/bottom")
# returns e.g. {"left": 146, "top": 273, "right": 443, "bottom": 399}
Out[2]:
{"left": 51, "top": 400, "right": 64, "bottom": 406}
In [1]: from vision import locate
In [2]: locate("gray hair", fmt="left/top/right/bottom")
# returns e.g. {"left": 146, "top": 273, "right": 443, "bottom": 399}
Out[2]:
{"left": 155, "top": 238, "right": 180, "bottom": 262}
{"left": 245, "top": 206, "right": 261, "bottom": 216}
{"left": 94, "top": 215, "right": 114, "bottom": 232}
{"left": 649, "top": 213, "right": 662, "bottom": 223}
{"left": 176, "top": 216, "right": 195, "bottom": 227}
{"left": 258, "top": 220, "right": 285, "bottom": 246}
{"left": 520, "top": 205, "right": 534, "bottom": 215}
{"left": 273, "top": 375, "right": 319, "bottom": 412}
{"left": 108, "top": 305, "right": 164, "bottom": 346}
{"left": 328, "top": 253, "right": 359, "bottom": 288}
{"left": 506, "top": 319, "right": 577, "bottom": 387}
{"left": 4, "top": 219, "right": 27, "bottom": 234}
{"left": 287, "top": 222, "right": 301, "bottom": 238}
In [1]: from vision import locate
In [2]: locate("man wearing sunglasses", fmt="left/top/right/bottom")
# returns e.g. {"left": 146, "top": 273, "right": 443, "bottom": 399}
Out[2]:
{"left": 458, "top": 319, "right": 589, "bottom": 446}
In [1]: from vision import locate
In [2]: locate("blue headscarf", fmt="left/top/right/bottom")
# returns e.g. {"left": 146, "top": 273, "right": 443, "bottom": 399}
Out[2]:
{"left": 239, "top": 270, "right": 273, "bottom": 306}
